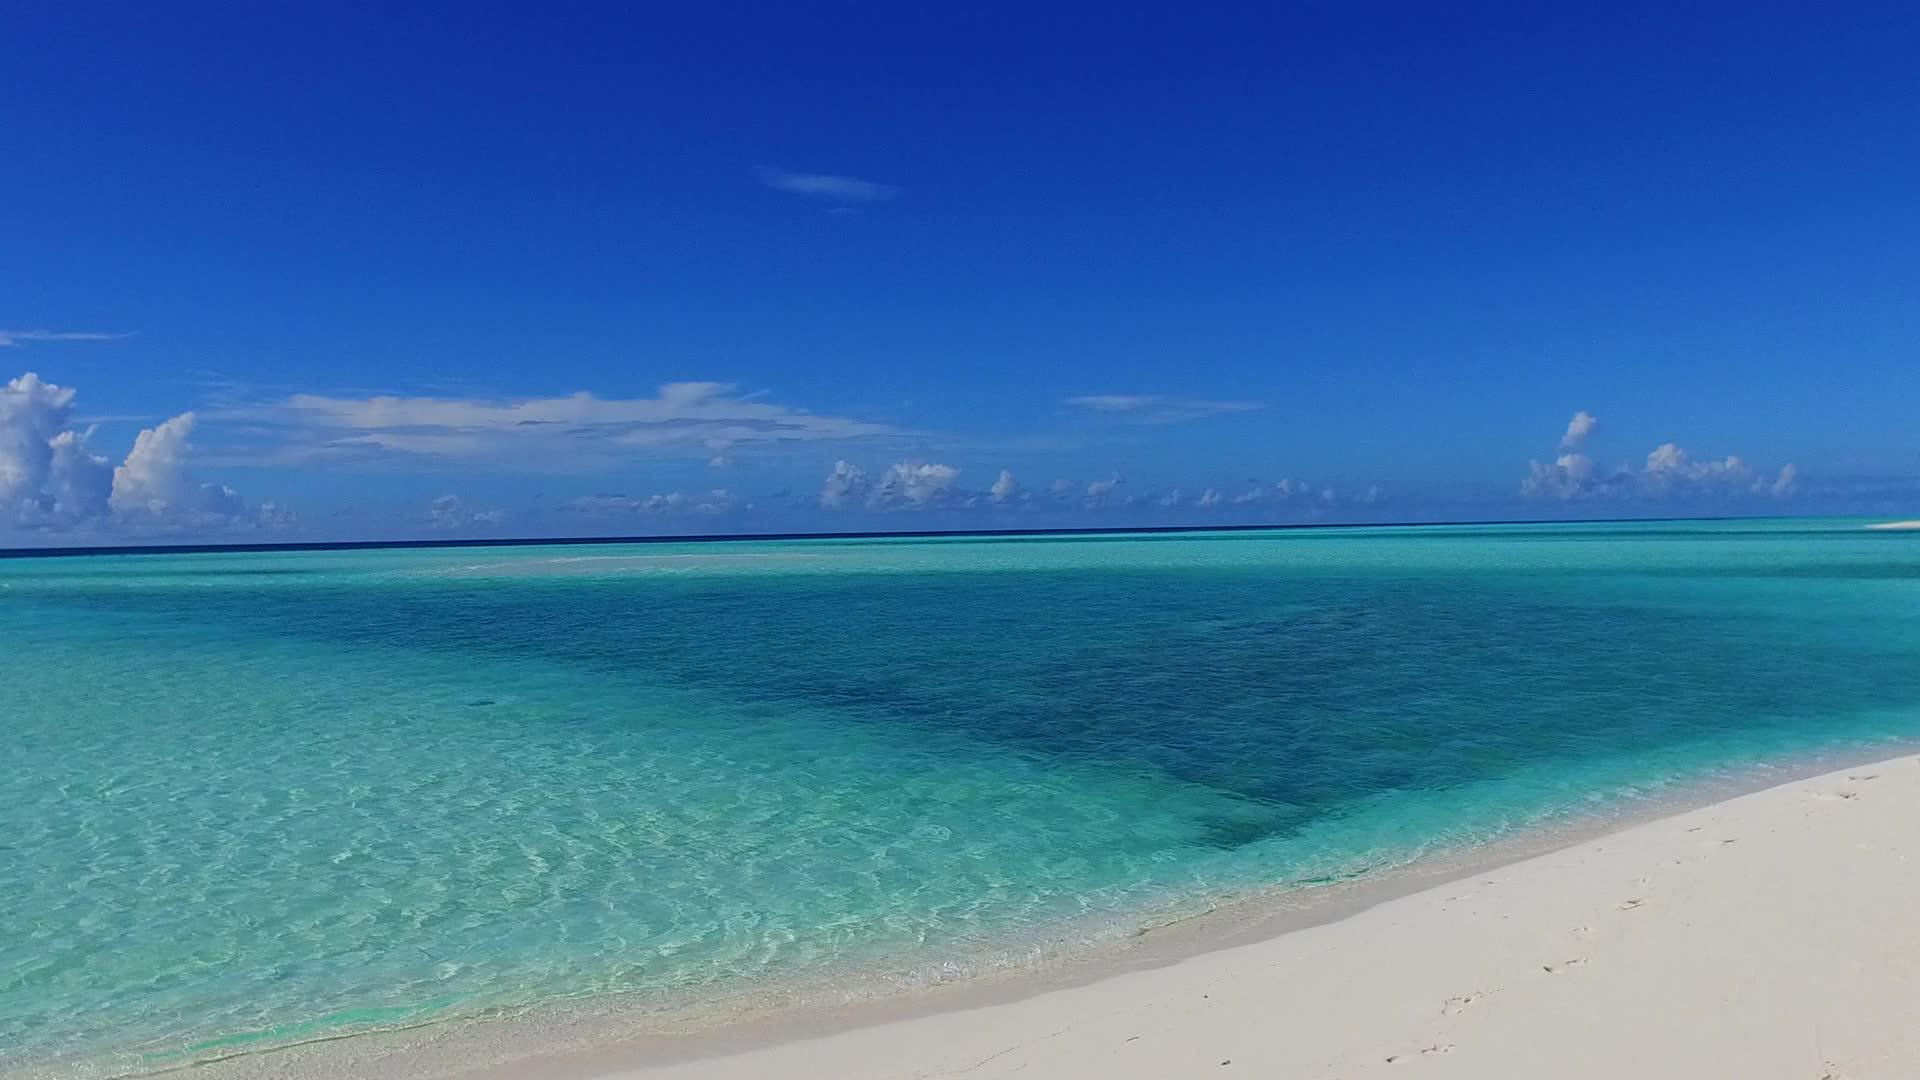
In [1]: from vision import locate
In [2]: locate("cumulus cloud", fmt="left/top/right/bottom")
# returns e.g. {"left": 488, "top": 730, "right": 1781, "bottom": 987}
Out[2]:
{"left": 1641, "top": 442, "right": 1752, "bottom": 492}
{"left": 759, "top": 169, "right": 899, "bottom": 203}
{"left": 819, "top": 460, "right": 870, "bottom": 509}
{"left": 872, "top": 462, "right": 961, "bottom": 507}
{"left": 42, "top": 429, "right": 113, "bottom": 523}
{"left": 1521, "top": 453, "right": 1600, "bottom": 499}
{"left": 0, "top": 329, "right": 131, "bottom": 348}
{"left": 1520, "top": 412, "right": 1797, "bottom": 501}
{"left": 1560, "top": 410, "right": 1598, "bottom": 449}
{"left": 1230, "top": 477, "right": 1308, "bottom": 505}
{"left": 820, "top": 460, "right": 969, "bottom": 510}
{"left": 1082, "top": 473, "right": 1125, "bottom": 508}
{"left": 227, "top": 381, "right": 899, "bottom": 470}
{"left": 989, "top": 469, "right": 1021, "bottom": 504}
{"left": 814, "top": 460, "right": 1083, "bottom": 512}
{"left": 0, "top": 373, "right": 277, "bottom": 533}
{"left": 1065, "top": 395, "right": 1265, "bottom": 424}
{"left": 108, "top": 413, "right": 256, "bottom": 525}
{"left": 1, "top": 373, "right": 81, "bottom": 509}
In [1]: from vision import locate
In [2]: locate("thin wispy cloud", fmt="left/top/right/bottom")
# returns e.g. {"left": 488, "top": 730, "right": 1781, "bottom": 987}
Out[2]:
{"left": 759, "top": 168, "right": 899, "bottom": 203}
{"left": 221, "top": 381, "right": 903, "bottom": 470}
{"left": 1065, "top": 394, "right": 1265, "bottom": 424}
{"left": 0, "top": 329, "right": 133, "bottom": 348}
{"left": 564, "top": 489, "right": 740, "bottom": 517}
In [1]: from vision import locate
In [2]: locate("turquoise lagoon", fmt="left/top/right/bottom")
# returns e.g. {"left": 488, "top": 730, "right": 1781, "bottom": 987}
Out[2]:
{"left": 4, "top": 520, "right": 1919, "bottom": 1074}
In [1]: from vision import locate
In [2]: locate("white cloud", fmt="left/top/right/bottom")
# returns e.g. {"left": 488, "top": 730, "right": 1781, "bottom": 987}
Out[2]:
{"left": 809, "top": 459, "right": 1374, "bottom": 519}
{"left": 1520, "top": 415, "right": 1797, "bottom": 501}
{"left": 229, "top": 381, "right": 899, "bottom": 470}
{"left": 873, "top": 462, "right": 960, "bottom": 507}
{"left": 989, "top": 469, "right": 1020, "bottom": 503}
{"left": 812, "top": 462, "right": 1362, "bottom": 518}
{"left": 1521, "top": 453, "right": 1599, "bottom": 499}
{"left": 42, "top": 429, "right": 113, "bottom": 523}
{"left": 760, "top": 169, "right": 899, "bottom": 203}
{"left": 1642, "top": 442, "right": 1751, "bottom": 491}
{"left": 819, "top": 460, "right": 869, "bottom": 508}
{"left": 1560, "top": 410, "right": 1598, "bottom": 450}
{"left": 0, "top": 329, "right": 131, "bottom": 348}
{"left": 0, "top": 373, "right": 78, "bottom": 508}
{"left": 819, "top": 460, "right": 991, "bottom": 510}
{"left": 1065, "top": 395, "right": 1265, "bottom": 424}
{"left": 2, "top": 373, "right": 271, "bottom": 534}
{"left": 1083, "top": 473, "right": 1125, "bottom": 508}
{"left": 565, "top": 490, "right": 739, "bottom": 516}
{"left": 426, "top": 494, "right": 506, "bottom": 530}
{"left": 1151, "top": 475, "right": 1366, "bottom": 514}
{"left": 109, "top": 413, "right": 249, "bottom": 523}
{"left": 1230, "top": 477, "right": 1306, "bottom": 505}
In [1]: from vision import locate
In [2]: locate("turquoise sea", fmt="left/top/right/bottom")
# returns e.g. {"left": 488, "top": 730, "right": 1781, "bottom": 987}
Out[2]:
{"left": 5, "top": 519, "right": 1919, "bottom": 1075}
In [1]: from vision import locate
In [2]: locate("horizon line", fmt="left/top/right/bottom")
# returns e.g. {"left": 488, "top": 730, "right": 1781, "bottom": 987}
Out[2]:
{"left": 0, "top": 513, "right": 1871, "bottom": 561}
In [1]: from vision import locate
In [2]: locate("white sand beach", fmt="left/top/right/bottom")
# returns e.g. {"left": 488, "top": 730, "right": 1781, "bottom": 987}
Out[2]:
{"left": 461, "top": 754, "right": 1920, "bottom": 1080}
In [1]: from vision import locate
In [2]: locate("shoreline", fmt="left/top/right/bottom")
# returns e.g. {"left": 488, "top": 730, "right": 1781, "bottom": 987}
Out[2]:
{"left": 84, "top": 738, "right": 1917, "bottom": 1080}
{"left": 533, "top": 747, "right": 1920, "bottom": 1079}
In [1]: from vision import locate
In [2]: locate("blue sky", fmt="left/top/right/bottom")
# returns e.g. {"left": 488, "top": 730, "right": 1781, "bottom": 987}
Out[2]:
{"left": 4, "top": 3, "right": 1916, "bottom": 543}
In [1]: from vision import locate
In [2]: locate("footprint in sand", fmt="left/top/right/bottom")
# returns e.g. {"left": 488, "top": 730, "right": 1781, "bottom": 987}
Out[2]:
{"left": 1541, "top": 957, "right": 1588, "bottom": 973}
{"left": 1571, "top": 924, "right": 1595, "bottom": 938}
{"left": 1441, "top": 988, "right": 1503, "bottom": 1015}
{"left": 1387, "top": 1044, "right": 1456, "bottom": 1064}
{"left": 1618, "top": 897, "right": 1645, "bottom": 911}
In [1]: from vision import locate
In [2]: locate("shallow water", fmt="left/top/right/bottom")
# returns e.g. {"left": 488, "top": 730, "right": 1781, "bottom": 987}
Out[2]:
{"left": 4, "top": 519, "right": 1919, "bottom": 1075}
